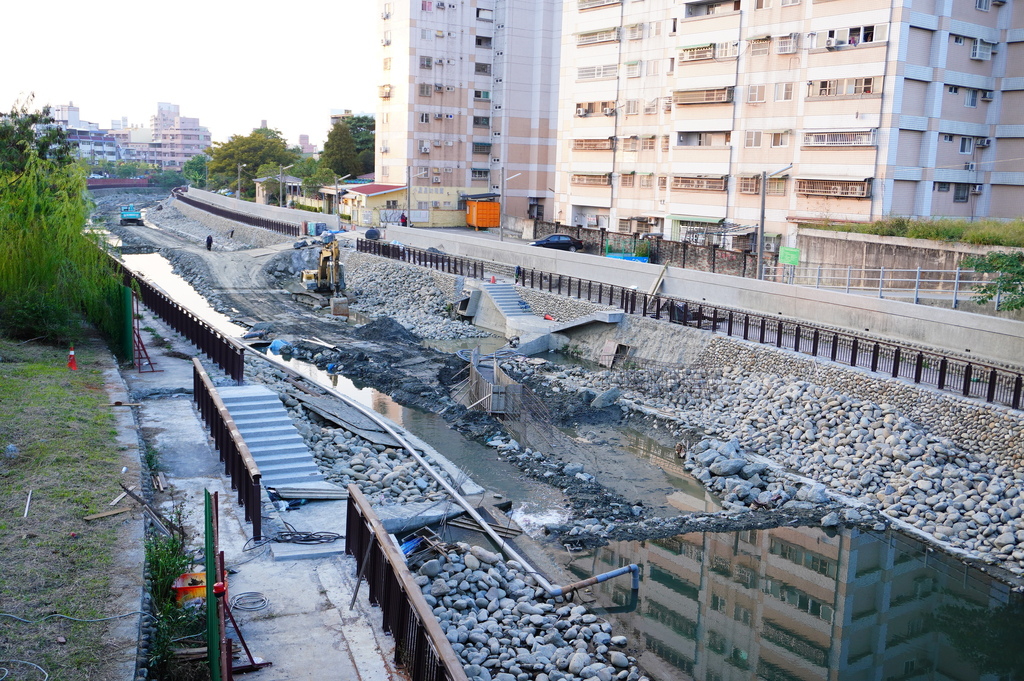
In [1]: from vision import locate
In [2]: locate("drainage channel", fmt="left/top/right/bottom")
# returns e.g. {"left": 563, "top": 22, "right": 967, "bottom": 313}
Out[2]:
{"left": 125, "top": 252, "right": 1021, "bottom": 681}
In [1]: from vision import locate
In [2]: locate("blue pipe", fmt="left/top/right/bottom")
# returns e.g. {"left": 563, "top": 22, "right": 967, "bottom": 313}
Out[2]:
{"left": 546, "top": 564, "right": 640, "bottom": 597}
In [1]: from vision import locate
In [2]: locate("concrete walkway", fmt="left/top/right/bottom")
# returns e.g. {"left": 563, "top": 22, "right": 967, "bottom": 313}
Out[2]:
{"left": 117, "top": 314, "right": 397, "bottom": 680}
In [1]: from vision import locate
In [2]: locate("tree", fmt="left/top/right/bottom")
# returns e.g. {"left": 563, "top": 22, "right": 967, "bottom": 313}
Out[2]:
{"left": 345, "top": 114, "right": 376, "bottom": 154}
{"left": 115, "top": 161, "right": 144, "bottom": 178}
{"left": 302, "top": 167, "right": 335, "bottom": 199}
{"left": 357, "top": 149, "right": 374, "bottom": 175}
{"left": 207, "top": 129, "right": 297, "bottom": 199}
{"left": 320, "top": 121, "right": 359, "bottom": 178}
{"left": 151, "top": 170, "right": 186, "bottom": 188}
{"left": 290, "top": 157, "right": 320, "bottom": 179}
{"left": 0, "top": 102, "right": 124, "bottom": 344}
{"left": 963, "top": 251, "right": 1024, "bottom": 310}
{"left": 181, "top": 153, "right": 209, "bottom": 187}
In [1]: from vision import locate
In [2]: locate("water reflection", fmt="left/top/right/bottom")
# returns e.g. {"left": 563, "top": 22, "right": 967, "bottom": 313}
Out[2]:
{"left": 567, "top": 524, "right": 1017, "bottom": 681}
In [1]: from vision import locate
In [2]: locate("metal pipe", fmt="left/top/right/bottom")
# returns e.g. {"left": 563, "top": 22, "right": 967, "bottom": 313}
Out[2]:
{"left": 545, "top": 564, "right": 640, "bottom": 597}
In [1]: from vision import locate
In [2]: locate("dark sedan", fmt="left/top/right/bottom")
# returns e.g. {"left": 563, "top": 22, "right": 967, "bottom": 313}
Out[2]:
{"left": 528, "top": 234, "right": 584, "bottom": 252}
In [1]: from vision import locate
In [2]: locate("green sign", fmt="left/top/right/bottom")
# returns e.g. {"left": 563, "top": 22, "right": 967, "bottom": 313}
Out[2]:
{"left": 778, "top": 246, "right": 801, "bottom": 266}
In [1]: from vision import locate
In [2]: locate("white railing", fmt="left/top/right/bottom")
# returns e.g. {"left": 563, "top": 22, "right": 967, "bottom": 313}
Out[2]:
{"left": 763, "top": 265, "right": 1001, "bottom": 308}
{"left": 802, "top": 130, "right": 876, "bottom": 147}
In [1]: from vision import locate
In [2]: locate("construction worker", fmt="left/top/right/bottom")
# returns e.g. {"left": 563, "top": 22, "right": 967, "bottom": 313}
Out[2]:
{"left": 206, "top": 234, "right": 213, "bottom": 251}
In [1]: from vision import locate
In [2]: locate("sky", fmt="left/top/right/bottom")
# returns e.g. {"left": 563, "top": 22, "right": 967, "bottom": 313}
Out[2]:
{"left": 1, "top": 0, "right": 380, "bottom": 150}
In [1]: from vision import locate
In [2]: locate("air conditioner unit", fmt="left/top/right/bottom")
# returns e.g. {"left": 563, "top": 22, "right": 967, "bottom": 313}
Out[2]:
{"left": 981, "top": 91, "right": 994, "bottom": 101}
{"left": 445, "top": 86, "right": 455, "bottom": 91}
{"left": 381, "top": 38, "right": 391, "bottom": 45}
{"left": 435, "top": 84, "right": 444, "bottom": 91}
{"left": 420, "top": 146, "right": 431, "bottom": 153}
{"left": 992, "top": 0, "right": 1005, "bottom": 4}
{"left": 445, "top": 113, "right": 454, "bottom": 119}
{"left": 381, "top": 11, "right": 390, "bottom": 19}
{"left": 576, "top": 108, "right": 588, "bottom": 117}
{"left": 491, "top": 157, "right": 501, "bottom": 163}
{"left": 444, "top": 167, "right": 454, "bottom": 172}
{"left": 379, "top": 145, "right": 389, "bottom": 153}
{"left": 432, "top": 167, "right": 441, "bottom": 173}
{"left": 432, "top": 176, "right": 442, "bottom": 183}
{"left": 433, "top": 140, "right": 442, "bottom": 146}
{"left": 436, "top": 59, "right": 445, "bottom": 66}
{"left": 764, "top": 242, "right": 777, "bottom": 252}
{"left": 971, "top": 184, "right": 984, "bottom": 193}
{"left": 434, "top": 113, "right": 444, "bottom": 119}
{"left": 976, "top": 137, "right": 991, "bottom": 147}
{"left": 964, "top": 162, "right": 976, "bottom": 171}
{"left": 603, "top": 107, "right": 615, "bottom": 116}
{"left": 825, "top": 37, "right": 838, "bottom": 49}
{"left": 447, "top": 59, "right": 455, "bottom": 64}
{"left": 444, "top": 140, "right": 454, "bottom": 146}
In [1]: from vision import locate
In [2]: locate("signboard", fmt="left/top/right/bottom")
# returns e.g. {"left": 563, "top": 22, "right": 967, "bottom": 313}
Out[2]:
{"left": 778, "top": 246, "right": 801, "bottom": 266}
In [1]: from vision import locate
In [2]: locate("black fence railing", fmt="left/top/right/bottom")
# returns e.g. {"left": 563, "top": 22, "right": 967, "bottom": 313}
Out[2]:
{"left": 193, "top": 360, "right": 263, "bottom": 540}
{"left": 175, "top": 193, "right": 301, "bottom": 237}
{"left": 115, "top": 257, "right": 245, "bottom": 382}
{"left": 345, "top": 485, "right": 468, "bottom": 681}
{"left": 358, "top": 239, "right": 1024, "bottom": 411}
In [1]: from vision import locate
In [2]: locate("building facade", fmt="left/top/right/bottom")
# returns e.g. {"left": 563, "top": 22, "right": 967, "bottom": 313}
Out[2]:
{"left": 555, "top": 0, "right": 1021, "bottom": 245}
{"left": 149, "top": 102, "right": 212, "bottom": 170}
{"left": 375, "top": 0, "right": 562, "bottom": 225}
{"left": 51, "top": 103, "right": 120, "bottom": 164}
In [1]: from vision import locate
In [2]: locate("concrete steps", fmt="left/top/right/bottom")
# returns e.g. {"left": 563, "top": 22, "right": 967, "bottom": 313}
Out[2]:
{"left": 218, "top": 385, "right": 326, "bottom": 488}
{"left": 480, "top": 283, "right": 534, "bottom": 318}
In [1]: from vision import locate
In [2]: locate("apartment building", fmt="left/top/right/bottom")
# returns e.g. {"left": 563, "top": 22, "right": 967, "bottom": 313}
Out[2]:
{"left": 375, "top": 0, "right": 561, "bottom": 226}
{"left": 556, "top": 0, "right": 1021, "bottom": 246}
{"left": 149, "top": 102, "right": 212, "bottom": 170}
{"left": 51, "top": 103, "right": 119, "bottom": 164}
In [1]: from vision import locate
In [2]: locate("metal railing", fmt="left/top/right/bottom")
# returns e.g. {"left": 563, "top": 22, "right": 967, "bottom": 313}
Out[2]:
{"left": 358, "top": 239, "right": 1024, "bottom": 410}
{"left": 345, "top": 485, "right": 468, "bottom": 681}
{"left": 193, "top": 359, "right": 263, "bottom": 540}
{"left": 115, "top": 256, "right": 245, "bottom": 382}
{"left": 358, "top": 239, "right": 484, "bottom": 278}
{"left": 175, "top": 192, "right": 301, "bottom": 238}
{"left": 763, "top": 264, "right": 997, "bottom": 308}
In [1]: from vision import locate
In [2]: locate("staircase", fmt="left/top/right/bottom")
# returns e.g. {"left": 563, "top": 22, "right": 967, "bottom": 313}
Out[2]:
{"left": 480, "top": 282, "right": 534, "bottom": 317}
{"left": 218, "top": 385, "right": 325, "bottom": 488}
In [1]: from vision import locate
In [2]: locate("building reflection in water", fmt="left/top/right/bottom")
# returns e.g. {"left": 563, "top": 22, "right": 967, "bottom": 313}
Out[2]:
{"left": 568, "top": 512, "right": 1018, "bottom": 681}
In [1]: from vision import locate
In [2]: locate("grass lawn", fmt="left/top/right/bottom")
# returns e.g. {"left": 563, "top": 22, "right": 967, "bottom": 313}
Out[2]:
{"left": 0, "top": 336, "right": 133, "bottom": 680}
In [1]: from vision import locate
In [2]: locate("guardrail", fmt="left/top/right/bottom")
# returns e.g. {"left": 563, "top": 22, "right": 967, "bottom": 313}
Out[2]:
{"left": 345, "top": 484, "right": 468, "bottom": 681}
{"left": 193, "top": 359, "right": 263, "bottom": 540}
{"left": 115, "top": 256, "right": 245, "bottom": 382}
{"left": 175, "top": 192, "right": 301, "bottom": 238}
{"left": 358, "top": 239, "right": 1024, "bottom": 411}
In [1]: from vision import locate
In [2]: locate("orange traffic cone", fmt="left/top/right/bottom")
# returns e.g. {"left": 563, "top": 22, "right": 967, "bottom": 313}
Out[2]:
{"left": 490, "top": 276, "right": 496, "bottom": 284}
{"left": 68, "top": 346, "right": 78, "bottom": 371}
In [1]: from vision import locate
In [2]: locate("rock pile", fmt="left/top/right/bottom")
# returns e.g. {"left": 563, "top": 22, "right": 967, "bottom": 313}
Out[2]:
{"left": 414, "top": 543, "right": 648, "bottom": 681}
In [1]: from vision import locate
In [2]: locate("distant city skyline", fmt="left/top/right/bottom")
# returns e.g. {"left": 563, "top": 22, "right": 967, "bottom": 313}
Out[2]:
{"left": 0, "top": 0, "right": 379, "bottom": 150}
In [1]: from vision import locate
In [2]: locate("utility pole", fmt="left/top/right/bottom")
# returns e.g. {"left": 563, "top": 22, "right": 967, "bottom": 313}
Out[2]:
{"left": 237, "top": 163, "right": 245, "bottom": 201}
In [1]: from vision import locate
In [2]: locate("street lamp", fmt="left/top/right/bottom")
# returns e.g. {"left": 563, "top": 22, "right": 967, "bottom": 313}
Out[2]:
{"left": 499, "top": 169, "right": 522, "bottom": 242}
{"left": 237, "top": 163, "right": 246, "bottom": 201}
{"left": 334, "top": 173, "right": 351, "bottom": 230}
{"left": 279, "top": 164, "right": 294, "bottom": 207}
{"left": 757, "top": 164, "right": 792, "bottom": 280}
{"left": 405, "top": 166, "right": 429, "bottom": 226}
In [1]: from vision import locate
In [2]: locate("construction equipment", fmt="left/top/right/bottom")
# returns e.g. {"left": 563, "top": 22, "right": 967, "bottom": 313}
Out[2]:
{"left": 300, "top": 240, "right": 346, "bottom": 295}
{"left": 119, "top": 204, "right": 143, "bottom": 226}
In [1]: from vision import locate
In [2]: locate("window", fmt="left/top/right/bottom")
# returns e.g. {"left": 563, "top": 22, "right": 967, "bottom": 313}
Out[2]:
{"left": 419, "top": 113, "right": 430, "bottom": 123}
{"left": 473, "top": 116, "right": 490, "bottom": 127}
{"left": 745, "top": 130, "right": 762, "bottom": 147}
{"left": 711, "top": 593, "right": 727, "bottom": 612}
{"left": 658, "top": 176, "right": 667, "bottom": 188}
{"left": 953, "top": 35, "right": 965, "bottom": 46}
{"left": 734, "top": 605, "right": 753, "bottom": 624}
{"left": 943, "top": 134, "right": 955, "bottom": 142}
{"left": 661, "top": 135, "right": 670, "bottom": 151}
{"left": 476, "top": 36, "right": 492, "bottom": 48}
{"left": 716, "top": 41, "right": 738, "bottom": 58}
{"left": 954, "top": 183, "right": 970, "bottom": 202}
{"left": 768, "top": 177, "right": 787, "bottom": 195}
{"left": 620, "top": 174, "right": 635, "bottom": 187}
{"left": 471, "top": 169, "right": 490, "bottom": 179}
{"left": 739, "top": 176, "right": 759, "bottom": 193}
{"left": 418, "top": 83, "right": 432, "bottom": 96}
{"left": 771, "top": 131, "right": 789, "bottom": 147}
{"left": 622, "top": 137, "right": 639, "bottom": 152}
{"left": 474, "top": 90, "right": 491, "bottom": 100}
{"left": 824, "top": 24, "right": 888, "bottom": 47}
{"left": 625, "top": 24, "right": 643, "bottom": 40}
{"left": 948, "top": 85, "right": 960, "bottom": 94}
{"left": 853, "top": 77, "right": 874, "bottom": 94}
{"left": 812, "top": 79, "right": 838, "bottom": 96}
{"left": 679, "top": 45, "right": 714, "bottom": 62}
{"left": 754, "top": 0, "right": 769, "bottom": 7}
{"left": 641, "top": 136, "right": 656, "bottom": 150}
{"left": 796, "top": 178, "right": 871, "bottom": 197}
{"left": 960, "top": 137, "right": 974, "bottom": 154}
{"left": 776, "top": 35, "right": 797, "bottom": 53}
{"left": 626, "top": 61, "right": 642, "bottom": 77}
{"left": 383, "top": 57, "right": 391, "bottom": 70}
{"left": 640, "top": 174, "right": 653, "bottom": 187}
{"left": 421, "top": 0, "right": 432, "bottom": 10}
{"left": 669, "top": 18, "right": 677, "bottom": 34}
{"left": 965, "top": 89, "right": 979, "bottom": 107}
{"left": 382, "top": 30, "right": 392, "bottom": 45}
{"left": 673, "top": 87, "right": 734, "bottom": 104}
{"left": 385, "top": 199, "right": 398, "bottom": 209}
{"left": 647, "top": 59, "right": 659, "bottom": 76}
{"left": 577, "top": 64, "right": 618, "bottom": 80}
{"left": 672, "top": 175, "right": 726, "bottom": 191}
{"left": 472, "top": 142, "right": 492, "bottom": 154}
{"left": 935, "top": 182, "right": 950, "bottom": 192}
{"left": 748, "top": 85, "right": 766, "bottom": 103}
{"left": 644, "top": 99, "right": 658, "bottom": 114}
{"left": 750, "top": 39, "right": 770, "bottom": 56}
{"left": 577, "top": 28, "right": 619, "bottom": 45}
{"left": 624, "top": 99, "right": 639, "bottom": 115}
{"left": 475, "top": 63, "right": 491, "bottom": 74}
{"left": 802, "top": 130, "right": 876, "bottom": 146}
{"left": 420, "top": 56, "right": 433, "bottom": 69}
{"left": 667, "top": 57, "right": 675, "bottom": 74}
{"left": 571, "top": 173, "right": 611, "bottom": 185}
{"left": 781, "top": 0, "right": 798, "bottom": 5}
{"left": 476, "top": 8, "right": 493, "bottom": 20}
{"left": 976, "top": 0, "right": 990, "bottom": 9}
{"left": 971, "top": 39, "right": 993, "bottom": 60}
{"left": 775, "top": 82, "right": 793, "bottom": 101}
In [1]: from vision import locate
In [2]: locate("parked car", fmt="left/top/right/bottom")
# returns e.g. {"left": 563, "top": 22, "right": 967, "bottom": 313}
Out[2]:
{"left": 528, "top": 234, "right": 584, "bottom": 252}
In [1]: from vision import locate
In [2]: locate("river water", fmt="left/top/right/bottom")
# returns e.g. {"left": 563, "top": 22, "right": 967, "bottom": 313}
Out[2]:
{"left": 122, "top": 253, "right": 1021, "bottom": 681}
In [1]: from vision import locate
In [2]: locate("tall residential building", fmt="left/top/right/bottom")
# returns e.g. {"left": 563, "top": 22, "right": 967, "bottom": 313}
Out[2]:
{"left": 51, "top": 102, "right": 119, "bottom": 164}
{"left": 149, "top": 102, "right": 212, "bottom": 170}
{"left": 555, "top": 0, "right": 1020, "bottom": 245}
{"left": 375, "top": 0, "right": 562, "bottom": 226}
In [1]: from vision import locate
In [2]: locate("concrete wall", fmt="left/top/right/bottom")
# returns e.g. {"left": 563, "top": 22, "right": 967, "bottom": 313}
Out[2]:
{"left": 188, "top": 188, "right": 310, "bottom": 224}
{"left": 379, "top": 225, "right": 1024, "bottom": 368}
{"left": 795, "top": 228, "right": 1021, "bottom": 270}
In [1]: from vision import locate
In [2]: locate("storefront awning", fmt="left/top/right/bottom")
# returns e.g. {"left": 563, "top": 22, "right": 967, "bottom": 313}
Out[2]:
{"left": 666, "top": 214, "right": 724, "bottom": 224}
{"left": 677, "top": 43, "right": 712, "bottom": 50}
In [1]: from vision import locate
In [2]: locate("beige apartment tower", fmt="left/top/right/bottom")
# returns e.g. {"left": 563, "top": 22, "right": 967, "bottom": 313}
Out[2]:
{"left": 556, "top": 0, "right": 1023, "bottom": 246}
{"left": 376, "top": 0, "right": 562, "bottom": 226}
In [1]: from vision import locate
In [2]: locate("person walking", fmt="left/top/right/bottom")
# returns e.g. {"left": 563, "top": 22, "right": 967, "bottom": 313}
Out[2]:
{"left": 400, "top": 213, "right": 407, "bottom": 227}
{"left": 206, "top": 234, "right": 213, "bottom": 251}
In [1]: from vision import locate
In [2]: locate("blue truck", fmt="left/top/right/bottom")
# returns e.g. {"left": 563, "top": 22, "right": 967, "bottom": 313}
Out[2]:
{"left": 119, "top": 204, "right": 143, "bottom": 226}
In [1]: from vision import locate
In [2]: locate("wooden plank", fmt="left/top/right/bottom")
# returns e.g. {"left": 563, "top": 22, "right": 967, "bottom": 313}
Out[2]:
{"left": 84, "top": 507, "right": 131, "bottom": 521}
{"left": 157, "top": 473, "right": 168, "bottom": 491}
{"left": 109, "top": 485, "right": 136, "bottom": 506}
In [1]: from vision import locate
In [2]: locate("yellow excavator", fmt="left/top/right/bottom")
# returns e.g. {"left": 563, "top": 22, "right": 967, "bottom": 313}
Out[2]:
{"left": 301, "top": 240, "right": 345, "bottom": 295}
